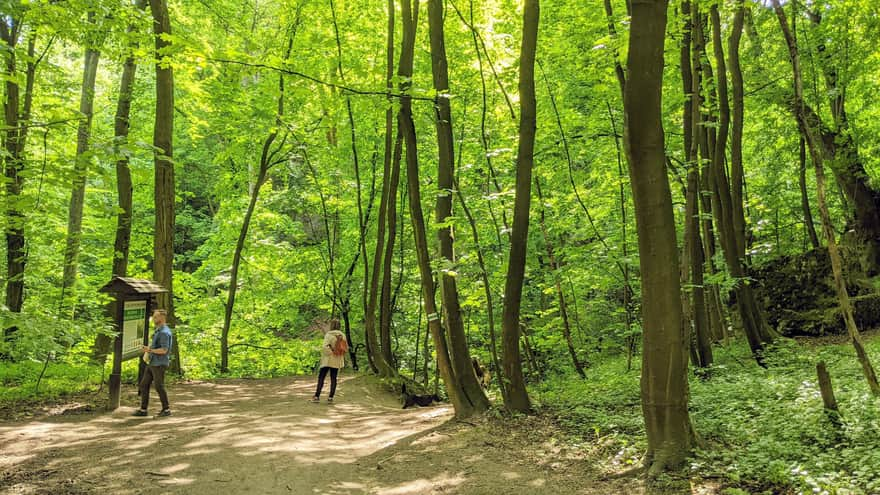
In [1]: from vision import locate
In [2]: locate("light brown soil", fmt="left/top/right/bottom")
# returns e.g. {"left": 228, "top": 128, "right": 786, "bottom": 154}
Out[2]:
{"left": 0, "top": 375, "right": 703, "bottom": 495}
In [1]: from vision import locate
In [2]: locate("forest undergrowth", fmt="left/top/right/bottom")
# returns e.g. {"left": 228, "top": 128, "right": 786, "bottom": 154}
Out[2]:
{"left": 537, "top": 330, "right": 880, "bottom": 494}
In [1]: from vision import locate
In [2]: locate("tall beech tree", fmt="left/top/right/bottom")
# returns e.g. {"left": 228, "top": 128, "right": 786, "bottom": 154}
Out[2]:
{"left": 399, "top": 0, "right": 473, "bottom": 418}
{"left": 680, "top": 0, "right": 712, "bottom": 368}
{"left": 625, "top": 0, "right": 693, "bottom": 473}
{"left": 707, "top": 2, "right": 774, "bottom": 362}
{"left": 427, "top": 0, "right": 490, "bottom": 412}
{"left": 500, "top": 0, "right": 538, "bottom": 414}
{"left": 149, "top": 0, "right": 178, "bottom": 372}
{"left": 361, "top": 0, "right": 396, "bottom": 377}
{"left": 1, "top": 16, "right": 37, "bottom": 337}
{"left": 61, "top": 14, "right": 103, "bottom": 311}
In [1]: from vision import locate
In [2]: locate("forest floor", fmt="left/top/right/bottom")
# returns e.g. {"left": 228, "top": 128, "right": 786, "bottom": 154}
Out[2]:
{"left": 0, "top": 374, "right": 715, "bottom": 495}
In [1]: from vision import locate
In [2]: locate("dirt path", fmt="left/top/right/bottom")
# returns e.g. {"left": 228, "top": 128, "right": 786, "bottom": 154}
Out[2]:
{"left": 0, "top": 375, "right": 650, "bottom": 495}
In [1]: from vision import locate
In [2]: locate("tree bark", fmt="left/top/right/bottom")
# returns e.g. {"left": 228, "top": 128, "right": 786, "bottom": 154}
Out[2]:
{"left": 624, "top": 0, "right": 693, "bottom": 474}
{"left": 2, "top": 22, "right": 36, "bottom": 336}
{"left": 62, "top": 14, "right": 102, "bottom": 311}
{"left": 428, "top": 0, "right": 490, "bottom": 413}
{"left": 379, "top": 133, "right": 403, "bottom": 371}
{"left": 816, "top": 361, "right": 841, "bottom": 425}
{"left": 333, "top": 0, "right": 394, "bottom": 377}
{"left": 799, "top": 137, "right": 821, "bottom": 249}
{"left": 680, "top": 0, "right": 712, "bottom": 368}
{"left": 500, "top": 0, "right": 539, "bottom": 414}
{"left": 709, "top": 4, "right": 773, "bottom": 360}
{"left": 398, "top": 0, "right": 470, "bottom": 419}
{"left": 149, "top": 0, "right": 179, "bottom": 372}
{"left": 728, "top": 0, "right": 748, "bottom": 259}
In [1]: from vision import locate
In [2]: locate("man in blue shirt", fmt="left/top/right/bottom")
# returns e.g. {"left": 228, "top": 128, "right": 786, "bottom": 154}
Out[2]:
{"left": 133, "top": 309, "right": 173, "bottom": 417}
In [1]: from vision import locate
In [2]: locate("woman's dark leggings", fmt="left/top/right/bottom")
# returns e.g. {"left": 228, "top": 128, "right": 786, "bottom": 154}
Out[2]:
{"left": 314, "top": 366, "right": 338, "bottom": 398}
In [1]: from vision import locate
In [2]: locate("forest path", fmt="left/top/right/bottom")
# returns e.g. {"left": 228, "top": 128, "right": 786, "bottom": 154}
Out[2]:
{"left": 0, "top": 375, "right": 657, "bottom": 494}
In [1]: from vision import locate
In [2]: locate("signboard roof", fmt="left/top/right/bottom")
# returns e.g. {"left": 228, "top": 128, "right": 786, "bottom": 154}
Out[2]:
{"left": 98, "top": 276, "right": 167, "bottom": 295}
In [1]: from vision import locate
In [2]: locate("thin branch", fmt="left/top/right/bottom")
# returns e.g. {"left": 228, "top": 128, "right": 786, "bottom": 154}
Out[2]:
{"left": 209, "top": 57, "right": 436, "bottom": 102}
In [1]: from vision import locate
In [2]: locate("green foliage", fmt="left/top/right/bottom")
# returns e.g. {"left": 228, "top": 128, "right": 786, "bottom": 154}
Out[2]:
{"left": 536, "top": 336, "right": 880, "bottom": 493}
{"left": 0, "top": 359, "right": 103, "bottom": 403}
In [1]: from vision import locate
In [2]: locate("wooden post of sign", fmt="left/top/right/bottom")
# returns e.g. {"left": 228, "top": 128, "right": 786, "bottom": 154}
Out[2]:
{"left": 108, "top": 299, "right": 125, "bottom": 410}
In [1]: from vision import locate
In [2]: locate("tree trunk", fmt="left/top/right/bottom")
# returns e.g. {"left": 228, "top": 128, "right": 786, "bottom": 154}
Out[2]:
{"left": 95, "top": 0, "right": 147, "bottom": 361}
{"left": 378, "top": 0, "right": 400, "bottom": 370}
{"left": 62, "top": 15, "right": 102, "bottom": 311}
{"left": 709, "top": 5, "right": 774, "bottom": 360}
{"left": 772, "top": 0, "right": 880, "bottom": 396}
{"left": 728, "top": 0, "right": 748, "bottom": 259}
{"left": 398, "top": 0, "right": 470, "bottom": 419}
{"left": 149, "top": 0, "right": 179, "bottom": 373}
{"left": 535, "top": 177, "right": 586, "bottom": 378}
{"left": 455, "top": 176, "right": 508, "bottom": 403}
{"left": 379, "top": 133, "right": 403, "bottom": 371}
{"left": 334, "top": 0, "right": 394, "bottom": 377}
{"left": 816, "top": 361, "right": 841, "bottom": 425}
{"left": 680, "top": 0, "right": 712, "bottom": 368}
{"left": 2, "top": 23, "right": 36, "bottom": 337}
{"left": 220, "top": 33, "right": 292, "bottom": 373}
{"left": 428, "top": 0, "right": 490, "bottom": 413}
{"left": 624, "top": 0, "right": 693, "bottom": 474}
{"left": 799, "top": 137, "right": 820, "bottom": 249}
{"left": 500, "top": 0, "right": 539, "bottom": 414}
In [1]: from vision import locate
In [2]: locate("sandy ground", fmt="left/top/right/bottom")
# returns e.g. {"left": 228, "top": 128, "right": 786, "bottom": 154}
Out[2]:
{"left": 0, "top": 375, "right": 694, "bottom": 495}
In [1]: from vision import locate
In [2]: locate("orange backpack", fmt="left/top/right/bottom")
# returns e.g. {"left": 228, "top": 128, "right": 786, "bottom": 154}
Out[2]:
{"left": 332, "top": 334, "right": 348, "bottom": 356}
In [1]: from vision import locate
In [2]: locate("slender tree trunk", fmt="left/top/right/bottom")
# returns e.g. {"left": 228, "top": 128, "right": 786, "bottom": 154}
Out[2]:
{"left": 500, "top": 0, "right": 539, "bottom": 414}
{"left": 2, "top": 24, "right": 36, "bottom": 337}
{"left": 691, "top": 11, "right": 727, "bottom": 344}
{"left": 379, "top": 133, "right": 403, "bottom": 371}
{"left": 335, "top": 0, "right": 394, "bottom": 377}
{"left": 455, "top": 176, "right": 507, "bottom": 403}
{"left": 220, "top": 33, "right": 293, "bottom": 373}
{"left": 428, "top": 0, "right": 490, "bottom": 412}
{"left": 681, "top": 0, "right": 712, "bottom": 368}
{"left": 772, "top": 0, "right": 880, "bottom": 396}
{"left": 799, "top": 138, "right": 821, "bottom": 249}
{"left": 728, "top": 0, "right": 748, "bottom": 259}
{"left": 398, "top": 0, "right": 470, "bottom": 418}
{"left": 461, "top": 0, "right": 509, "bottom": 246}
{"left": 62, "top": 15, "right": 102, "bottom": 311}
{"left": 535, "top": 177, "right": 586, "bottom": 377}
{"left": 709, "top": 5, "right": 773, "bottom": 360}
{"left": 149, "top": 0, "right": 179, "bottom": 372}
{"left": 625, "top": 0, "right": 693, "bottom": 474}
{"left": 95, "top": 0, "right": 148, "bottom": 361}
{"left": 377, "top": 0, "right": 401, "bottom": 371}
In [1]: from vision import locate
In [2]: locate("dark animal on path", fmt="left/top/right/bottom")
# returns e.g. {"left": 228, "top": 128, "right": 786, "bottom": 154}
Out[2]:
{"left": 401, "top": 384, "right": 442, "bottom": 409}
{"left": 472, "top": 357, "right": 490, "bottom": 389}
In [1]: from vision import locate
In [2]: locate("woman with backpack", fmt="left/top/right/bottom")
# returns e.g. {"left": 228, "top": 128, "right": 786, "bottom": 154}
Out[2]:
{"left": 310, "top": 319, "right": 347, "bottom": 403}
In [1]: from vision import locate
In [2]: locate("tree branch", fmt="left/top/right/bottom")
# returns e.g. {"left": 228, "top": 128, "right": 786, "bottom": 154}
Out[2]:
{"left": 209, "top": 57, "right": 436, "bottom": 102}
